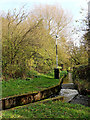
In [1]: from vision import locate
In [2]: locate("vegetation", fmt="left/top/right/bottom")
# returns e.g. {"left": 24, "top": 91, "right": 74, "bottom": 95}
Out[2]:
{"left": 2, "top": 70, "right": 67, "bottom": 98}
{"left": 1, "top": 4, "right": 89, "bottom": 119}
{"left": 2, "top": 73, "right": 57, "bottom": 98}
{"left": 72, "top": 65, "right": 90, "bottom": 94}
{"left": 1, "top": 5, "right": 88, "bottom": 81}
{"left": 71, "top": 7, "right": 90, "bottom": 94}
{"left": 80, "top": 6, "right": 90, "bottom": 66}
{"left": 1, "top": 5, "right": 71, "bottom": 80}
{"left": 74, "top": 7, "right": 89, "bottom": 66}
{"left": 2, "top": 99, "right": 90, "bottom": 119}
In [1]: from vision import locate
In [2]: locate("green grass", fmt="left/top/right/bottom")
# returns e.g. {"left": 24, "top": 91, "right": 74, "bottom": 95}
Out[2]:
{"left": 2, "top": 72, "right": 61, "bottom": 98}
{"left": 2, "top": 100, "right": 90, "bottom": 119}
{"left": 2, "top": 71, "right": 89, "bottom": 119}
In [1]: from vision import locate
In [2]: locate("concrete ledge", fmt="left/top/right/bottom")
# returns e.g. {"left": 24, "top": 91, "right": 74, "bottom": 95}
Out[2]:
{"left": 1, "top": 75, "right": 66, "bottom": 110}
{"left": 39, "top": 96, "right": 64, "bottom": 104}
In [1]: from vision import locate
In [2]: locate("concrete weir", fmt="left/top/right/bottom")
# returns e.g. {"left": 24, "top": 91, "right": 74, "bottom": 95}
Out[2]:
{"left": 0, "top": 75, "right": 66, "bottom": 110}
{"left": 60, "top": 88, "right": 78, "bottom": 102}
{"left": 60, "top": 73, "right": 79, "bottom": 103}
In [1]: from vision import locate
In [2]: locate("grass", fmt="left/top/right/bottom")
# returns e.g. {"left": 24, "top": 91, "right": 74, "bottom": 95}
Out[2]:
{"left": 2, "top": 71, "right": 67, "bottom": 98}
{"left": 1, "top": 70, "right": 89, "bottom": 119}
{"left": 2, "top": 70, "right": 68, "bottom": 98}
{"left": 2, "top": 99, "right": 90, "bottom": 119}
{"left": 2, "top": 75, "right": 59, "bottom": 98}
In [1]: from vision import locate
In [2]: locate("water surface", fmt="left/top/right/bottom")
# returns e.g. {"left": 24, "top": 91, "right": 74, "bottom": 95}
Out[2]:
{"left": 60, "top": 72, "right": 78, "bottom": 102}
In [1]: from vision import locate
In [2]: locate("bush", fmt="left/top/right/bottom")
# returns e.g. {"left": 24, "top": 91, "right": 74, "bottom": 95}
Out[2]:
{"left": 60, "top": 70, "right": 68, "bottom": 77}
{"left": 72, "top": 65, "right": 90, "bottom": 94}
{"left": 73, "top": 65, "right": 90, "bottom": 82}
{"left": 27, "top": 70, "right": 39, "bottom": 78}
{"left": 2, "top": 64, "right": 28, "bottom": 80}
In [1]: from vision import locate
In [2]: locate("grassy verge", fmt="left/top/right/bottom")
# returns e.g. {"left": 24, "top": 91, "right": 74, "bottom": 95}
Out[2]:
{"left": 2, "top": 100, "right": 90, "bottom": 119}
{"left": 2, "top": 75, "right": 59, "bottom": 98}
{"left": 2, "top": 71, "right": 67, "bottom": 98}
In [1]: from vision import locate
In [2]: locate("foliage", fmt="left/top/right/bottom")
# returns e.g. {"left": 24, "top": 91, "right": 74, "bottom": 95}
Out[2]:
{"left": 67, "top": 41, "right": 88, "bottom": 66}
{"left": 2, "top": 5, "right": 88, "bottom": 80}
{"left": 57, "top": 66, "right": 62, "bottom": 69}
{"left": 60, "top": 70, "right": 68, "bottom": 77}
{"left": 2, "top": 99, "right": 90, "bottom": 119}
{"left": 73, "top": 65, "right": 89, "bottom": 81}
{"left": 27, "top": 70, "right": 39, "bottom": 78}
{"left": 72, "top": 65, "right": 90, "bottom": 94}
{"left": 2, "top": 5, "right": 72, "bottom": 80}
{"left": 74, "top": 7, "right": 90, "bottom": 66}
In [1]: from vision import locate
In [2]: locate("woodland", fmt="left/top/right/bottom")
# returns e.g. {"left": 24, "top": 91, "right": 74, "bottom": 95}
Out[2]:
{"left": 1, "top": 4, "right": 90, "bottom": 119}
{"left": 1, "top": 5, "right": 89, "bottom": 80}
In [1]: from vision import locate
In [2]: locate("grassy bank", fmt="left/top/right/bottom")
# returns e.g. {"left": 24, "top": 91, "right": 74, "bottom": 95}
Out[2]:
{"left": 2, "top": 99, "right": 90, "bottom": 119}
{"left": 2, "top": 75, "right": 59, "bottom": 98}
{"left": 2, "top": 71, "right": 67, "bottom": 98}
{"left": 2, "top": 70, "right": 89, "bottom": 119}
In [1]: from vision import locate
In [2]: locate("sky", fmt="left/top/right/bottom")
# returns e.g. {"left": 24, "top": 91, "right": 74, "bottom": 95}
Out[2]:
{"left": 0, "top": 0, "right": 89, "bottom": 45}
{"left": 0, "top": 0, "right": 89, "bottom": 20}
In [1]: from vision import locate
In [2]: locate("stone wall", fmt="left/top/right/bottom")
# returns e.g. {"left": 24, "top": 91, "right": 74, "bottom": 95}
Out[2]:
{"left": 1, "top": 75, "right": 66, "bottom": 110}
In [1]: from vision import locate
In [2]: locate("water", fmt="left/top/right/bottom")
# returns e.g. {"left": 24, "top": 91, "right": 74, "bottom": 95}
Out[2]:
{"left": 51, "top": 72, "right": 89, "bottom": 106}
{"left": 50, "top": 72, "right": 79, "bottom": 102}
{"left": 60, "top": 89, "right": 78, "bottom": 102}
{"left": 60, "top": 72, "right": 79, "bottom": 102}
{"left": 63, "top": 72, "right": 73, "bottom": 83}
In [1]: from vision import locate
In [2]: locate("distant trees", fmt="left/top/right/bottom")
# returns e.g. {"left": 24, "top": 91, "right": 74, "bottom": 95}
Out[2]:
{"left": 32, "top": 5, "right": 71, "bottom": 35}
{"left": 30, "top": 5, "right": 72, "bottom": 68}
{"left": 75, "top": 3, "right": 90, "bottom": 66}
{"left": 83, "top": 2, "right": 90, "bottom": 66}
{"left": 68, "top": 5, "right": 89, "bottom": 67}
{"left": 67, "top": 41, "right": 88, "bottom": 66}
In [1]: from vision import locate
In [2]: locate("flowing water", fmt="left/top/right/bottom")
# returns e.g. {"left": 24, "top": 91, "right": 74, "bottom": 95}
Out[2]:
{"left": 59, "top": 72, "right": 79, "bottom": 102}
{"left": 63, "top": 72, "right": 73, "bottom": 84}
{"left": 60, "top": 89, "right": 78, "bottom": 102}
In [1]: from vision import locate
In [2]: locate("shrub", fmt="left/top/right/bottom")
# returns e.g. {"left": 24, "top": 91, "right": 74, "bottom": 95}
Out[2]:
{"left": 27, "top": 70, "right": 39, "bottom": 78}
{"left": 72, "top": 65, "right": 90, "bottom": 94}
{"left": 73, "top": 65, "right": 90, "bottom": 82}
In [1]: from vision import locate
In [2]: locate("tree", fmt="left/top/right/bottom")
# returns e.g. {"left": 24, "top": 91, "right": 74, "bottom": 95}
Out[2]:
{"left": 2, "top": 5, "right": 72, "bottom": 79}
{"left": 66, "top": 40, "right": 88, "bottom": 66}
{"left": 2, "top": 8, "right": 43, "bottom": 79}
{"left": 31, "top": 4, "right": 72, "bottom": 68}
{"left": 75, "top": 2, "right": 90, "bottom": 66}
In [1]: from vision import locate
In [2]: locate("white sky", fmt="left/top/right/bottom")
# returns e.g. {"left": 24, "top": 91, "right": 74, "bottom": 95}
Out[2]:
{"left": 0, "top": 0, "right": 89, "bottom": 45}
{"left": 0, "top": 0, "right": 89, "bottom": 22}
{"left": 0, "top": 0, "right": 89, "bottom": 18}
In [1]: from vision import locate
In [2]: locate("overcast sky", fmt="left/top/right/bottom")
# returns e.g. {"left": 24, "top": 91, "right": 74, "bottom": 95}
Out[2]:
{"left": 0, "top": 0, "right": 89, "bottom": 45}
{"left": 0, "top": 0, "right": 89, "bottom": 20}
